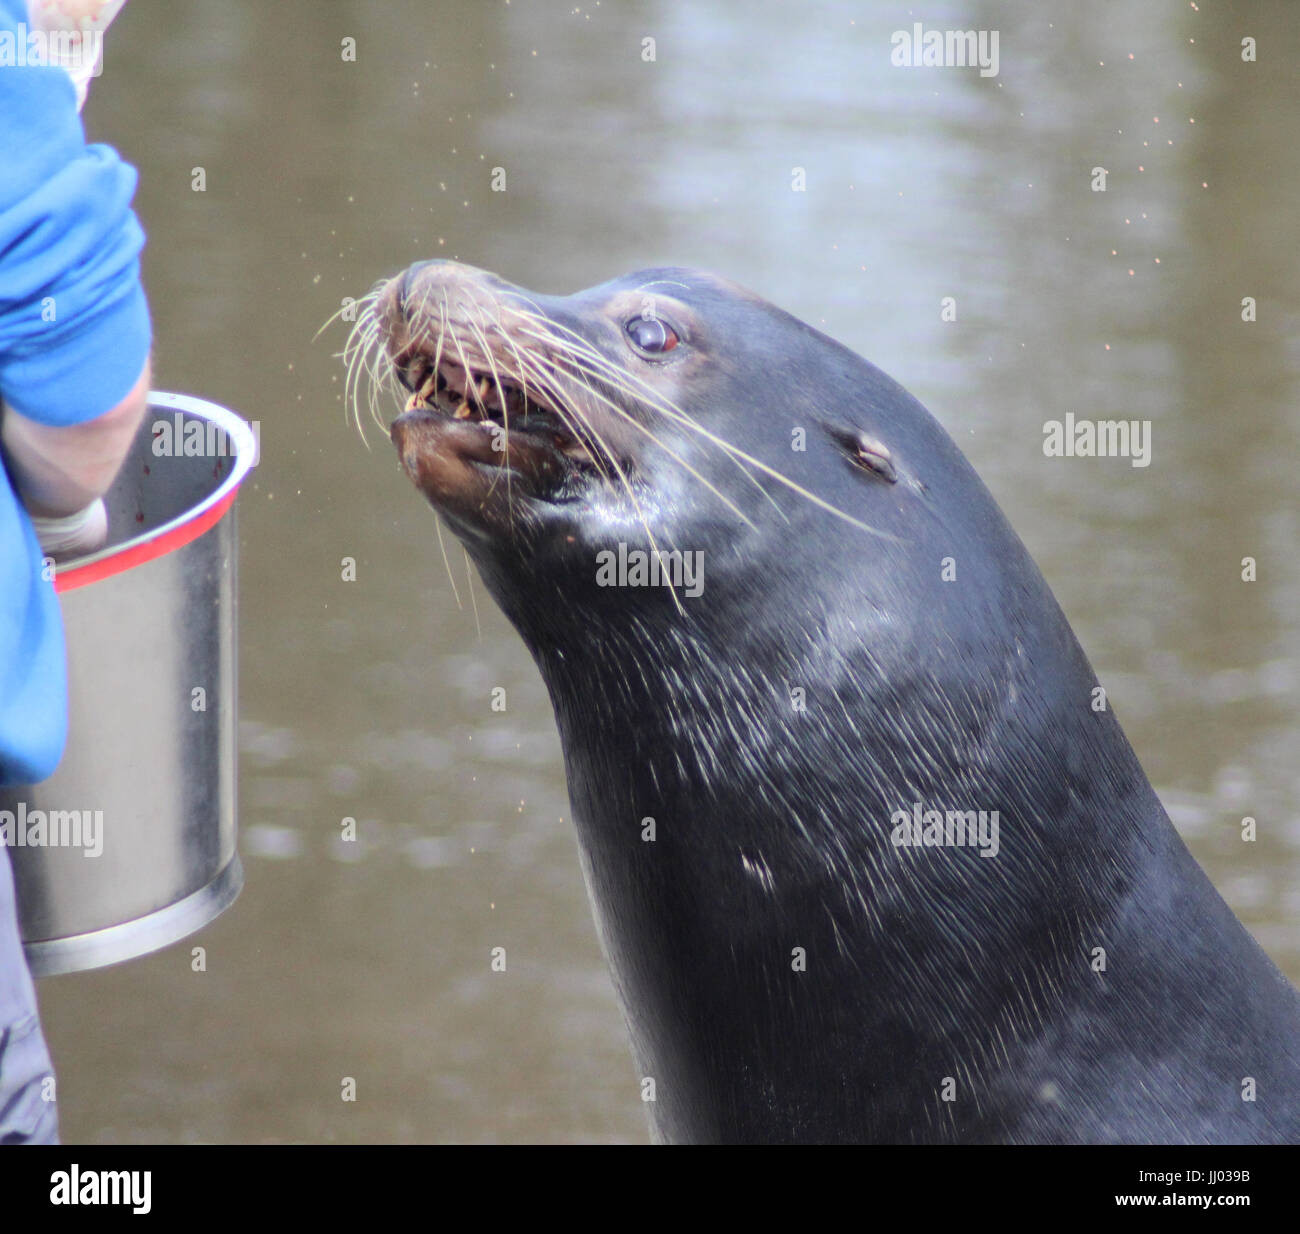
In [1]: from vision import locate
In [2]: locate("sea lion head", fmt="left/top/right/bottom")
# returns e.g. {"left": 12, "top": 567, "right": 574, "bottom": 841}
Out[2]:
{"left": 365, "top": 259, "right": 1022, "bottom": 656}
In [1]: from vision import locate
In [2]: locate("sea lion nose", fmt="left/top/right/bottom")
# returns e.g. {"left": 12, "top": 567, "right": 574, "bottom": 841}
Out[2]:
{"left": 387, "top": 261, "right": 503, "bottom": 336}
{"left": 406, "top": 258, "right": 486, "bottom": 295}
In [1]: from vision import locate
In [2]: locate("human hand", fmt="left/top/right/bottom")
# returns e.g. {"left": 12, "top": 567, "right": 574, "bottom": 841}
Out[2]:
{"left": 28, "top": 497, "right": 108, "bottom": 560}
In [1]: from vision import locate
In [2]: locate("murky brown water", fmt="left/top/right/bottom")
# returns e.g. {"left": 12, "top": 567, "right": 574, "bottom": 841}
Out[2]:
{"left": 32, "top": 1, "right": 1300, "bottom": 1143}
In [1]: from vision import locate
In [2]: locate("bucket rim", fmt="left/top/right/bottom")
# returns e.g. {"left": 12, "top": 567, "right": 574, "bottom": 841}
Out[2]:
{"left": 54, "top": 390, "right": 256, "bottom": 593}
{"left": 22, "top": 854, "right": 244, "bottom": 977}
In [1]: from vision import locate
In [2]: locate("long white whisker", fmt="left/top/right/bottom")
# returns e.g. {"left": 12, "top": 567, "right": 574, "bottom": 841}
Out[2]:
{"left": 513, "top": 317, "right": 896, "bottom": 542}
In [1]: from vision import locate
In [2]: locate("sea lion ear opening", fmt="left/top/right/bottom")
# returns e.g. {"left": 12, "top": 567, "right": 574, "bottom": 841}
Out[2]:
{"left": 824, "top": 424, "right": 898, "bottom": 484}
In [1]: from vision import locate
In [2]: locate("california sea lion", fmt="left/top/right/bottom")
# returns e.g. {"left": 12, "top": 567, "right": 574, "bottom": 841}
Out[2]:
{"left": 359, "top": 259, "right": 1300, "bottom": 1144}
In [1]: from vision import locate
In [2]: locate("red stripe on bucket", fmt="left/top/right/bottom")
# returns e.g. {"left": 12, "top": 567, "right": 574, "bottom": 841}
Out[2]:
{"left": 54, "top": 487, "right": 241, "bottom": 594}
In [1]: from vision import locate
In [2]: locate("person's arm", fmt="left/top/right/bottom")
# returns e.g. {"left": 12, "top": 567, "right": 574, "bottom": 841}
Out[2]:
{"left": 2, "top": 357, "right": 150, "bottom": 518}
{"left": 0, "top": 36, "right": 152, "bottom": 557}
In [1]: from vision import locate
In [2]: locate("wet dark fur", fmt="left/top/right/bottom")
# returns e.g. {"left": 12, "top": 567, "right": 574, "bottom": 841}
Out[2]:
{"left": 388, "top": 263, "right": 1300, "bottom": 1144}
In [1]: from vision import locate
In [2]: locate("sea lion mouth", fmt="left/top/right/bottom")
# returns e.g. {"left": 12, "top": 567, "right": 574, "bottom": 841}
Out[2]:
{"left": 358, "top": 264, "right": 648, "bottom": 528}
{"left": 397, "top": 353, "right": 560, "bottom": 439}
{"left": 390, "top": 351, "right": 594, "bottom": 499}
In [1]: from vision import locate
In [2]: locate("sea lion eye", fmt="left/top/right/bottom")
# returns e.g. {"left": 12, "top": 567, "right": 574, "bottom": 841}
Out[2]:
{"left": 625, "top": 316, "right": 679, "bottom": 354}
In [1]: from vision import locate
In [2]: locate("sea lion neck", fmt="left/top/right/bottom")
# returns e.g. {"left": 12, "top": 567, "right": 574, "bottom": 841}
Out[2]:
{"left": 521, "top": 587, "right": 1172, "bottom": 1142}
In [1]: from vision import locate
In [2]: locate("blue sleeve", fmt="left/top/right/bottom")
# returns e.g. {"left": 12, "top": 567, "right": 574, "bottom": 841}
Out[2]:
{"left": 0, "top": 0, "right": 150, "bottom": 786}
{"left": 0, "top": 4, "right": 151, "bottom": 427}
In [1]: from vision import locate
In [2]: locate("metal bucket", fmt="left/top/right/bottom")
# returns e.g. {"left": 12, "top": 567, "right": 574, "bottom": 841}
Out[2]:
{"left": 2, "top": 392, "right": 256, "bottom": 976}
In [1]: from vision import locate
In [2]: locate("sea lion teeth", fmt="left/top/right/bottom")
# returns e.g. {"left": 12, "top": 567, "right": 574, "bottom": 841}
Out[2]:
{"left": 453, "top": 400, "right": 473, "bottom": 419}
{"left": 404, "top": 392, "right": 428, "bottom": 411}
